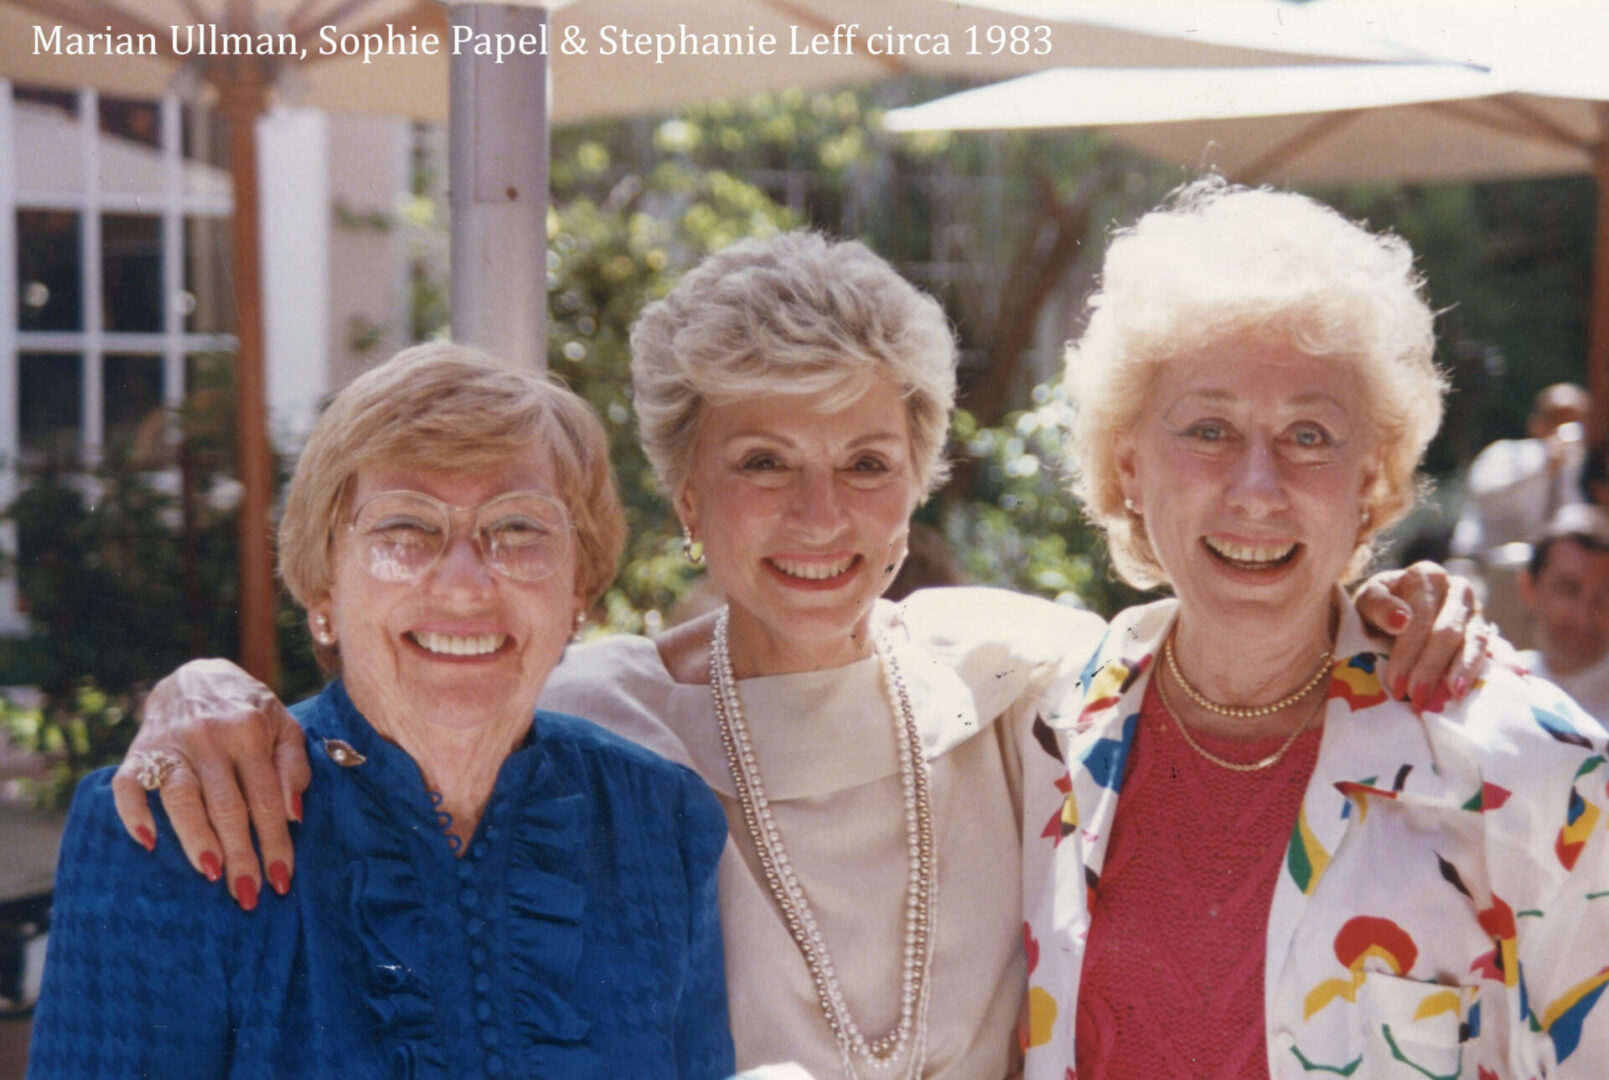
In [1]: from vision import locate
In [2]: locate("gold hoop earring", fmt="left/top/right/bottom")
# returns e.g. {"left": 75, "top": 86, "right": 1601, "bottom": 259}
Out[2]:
{"left": 682, "top": 527, "right": 705, "bottom": 566}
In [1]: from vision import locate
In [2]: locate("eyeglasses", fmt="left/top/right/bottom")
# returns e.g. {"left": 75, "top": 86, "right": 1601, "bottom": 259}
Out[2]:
{"left": 345, "top": 490, "right": 574, "bottom": 583}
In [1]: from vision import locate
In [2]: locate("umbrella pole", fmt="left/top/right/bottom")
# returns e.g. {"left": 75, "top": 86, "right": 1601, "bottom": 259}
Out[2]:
{"left": 220, "top": 66, "right": 279, "bottom": 687}
{"left": 1590, "top": 105, "right": 1609, "bottom": 446}
{"left": 448, "top": 3, "right": 550, "bottom": 368}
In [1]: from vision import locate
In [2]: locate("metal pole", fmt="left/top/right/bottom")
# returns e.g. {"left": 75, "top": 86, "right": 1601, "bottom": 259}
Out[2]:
{"left": 220, "top": 65, "right": 279, "bottom": 687}
{"left": 448, "top": 3, "right": 550, "bottom": 369}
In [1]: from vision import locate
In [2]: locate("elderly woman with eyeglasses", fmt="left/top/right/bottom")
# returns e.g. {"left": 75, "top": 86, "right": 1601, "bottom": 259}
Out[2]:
{"left": 27, "top": 345, "right": 733, "bottom": 1079}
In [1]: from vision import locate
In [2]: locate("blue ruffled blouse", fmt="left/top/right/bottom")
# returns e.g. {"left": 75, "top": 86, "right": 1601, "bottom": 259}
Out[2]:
{"left": 29, "top": 680, "right": 734, "bottom": 1079}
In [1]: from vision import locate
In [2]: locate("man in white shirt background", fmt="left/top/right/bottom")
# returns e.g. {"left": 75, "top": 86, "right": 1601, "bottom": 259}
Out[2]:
{"left": 1452, "top": 382, "right": 1591, "bottom": 645}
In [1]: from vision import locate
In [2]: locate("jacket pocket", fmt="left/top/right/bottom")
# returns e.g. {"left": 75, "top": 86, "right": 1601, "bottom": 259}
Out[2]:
{"left": 1359, "top": 973, "right": 1479, "bottom": 1079}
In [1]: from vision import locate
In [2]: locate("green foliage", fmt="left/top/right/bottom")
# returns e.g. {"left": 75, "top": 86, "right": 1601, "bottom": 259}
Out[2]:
{"left": 1319, "top": 178, "right": 1594, "bottom": 466}
{"left": 0, "top": 683, "right": 135, "bottom": 809}
{"left": 0, "top": 357, "right": 323, "bottom": 805}
{"left": 942, "top": 389, "right": 1154, "bottom": 621}
{"left": 2, "top": 453, "right": 187, "bottom": 698}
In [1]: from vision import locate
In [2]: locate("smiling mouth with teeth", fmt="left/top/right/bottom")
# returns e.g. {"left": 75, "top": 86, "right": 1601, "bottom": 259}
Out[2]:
{"left": 1202, "top": 536, "right": 1300, "bottom": 571}
{"left": 767, "top": 555, "right": 858, "bottom": 581}
{"left": 409, "top": 631, "right": 508, "bottom": 657}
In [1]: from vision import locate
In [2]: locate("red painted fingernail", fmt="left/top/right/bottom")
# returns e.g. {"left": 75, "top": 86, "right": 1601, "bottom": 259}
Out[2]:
{"left": 1410, "top": 682, "right": 1428, "bottom": 710}
{"left": 290, "top": 790, "right": 303, "bottom": 823}
{"left": 235, "top": 875, "right": 259, "bottom": 912}
{"left": 1393, "top": 676, "right": 1409, "bottom": 700}
{"left": 134, "top": 825, "right": 156, "bottom": 852}
{"left": 200, "top": 851, "right": 222, "bottom": 883}
{"left": 1453, "top": 676, "right": 1469, "bottom": 698}
{"left": 1388, "top": 609, "right": 1409, "bottom": 631}
{"left": 268, "top": 861, "right": 291, "bottom": 896}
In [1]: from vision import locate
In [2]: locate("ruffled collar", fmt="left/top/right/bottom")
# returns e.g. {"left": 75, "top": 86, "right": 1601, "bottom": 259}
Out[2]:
{"left": 298, "top": 680, "right": 594, "bottom": 1077}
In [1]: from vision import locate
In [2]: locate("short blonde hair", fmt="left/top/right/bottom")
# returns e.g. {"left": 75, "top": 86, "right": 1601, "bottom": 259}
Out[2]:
{"left": 279, "top": 343, "right": 626, "bottom": 664}
{"left": 1066, "top": 179, "right": 1447, "bottom": 589}
{"left": 630, "top": 231, "right": 958, "bottom": 498}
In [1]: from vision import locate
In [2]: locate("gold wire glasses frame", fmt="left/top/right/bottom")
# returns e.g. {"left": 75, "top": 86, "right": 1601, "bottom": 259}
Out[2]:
{"left": 345, "top": 490, "right": 574, "bottom": 583}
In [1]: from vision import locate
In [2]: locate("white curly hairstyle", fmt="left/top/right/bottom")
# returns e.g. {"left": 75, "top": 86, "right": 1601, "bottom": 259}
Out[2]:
{"left": 1065, "top": 178, "right": 1447, "bottom": 589}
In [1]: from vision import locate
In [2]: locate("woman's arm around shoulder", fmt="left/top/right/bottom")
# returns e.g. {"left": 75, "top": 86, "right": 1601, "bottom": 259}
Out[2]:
{"left": 29, "top": 769, "right": 234, "bottom": 1079}
{"left": 897, "top": 587, "right": 1107, "bottom": 668}
{"left": 894, "top": 587, "right": 1108, "bottom": 717}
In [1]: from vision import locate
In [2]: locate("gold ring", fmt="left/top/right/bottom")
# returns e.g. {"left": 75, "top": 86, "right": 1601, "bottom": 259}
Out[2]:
{"left": 133, "top": 750, "right": 185, "bottom": 791}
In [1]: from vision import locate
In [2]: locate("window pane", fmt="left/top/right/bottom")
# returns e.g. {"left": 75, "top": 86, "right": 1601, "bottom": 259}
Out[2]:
{"left": 17, "top": 211, "right": 81, "bottom": 331}
{"left": 98, "top": 95, "right": 160, "bottom": 149}
{"left": 184, "top": 215, "right": 235, "bottom": 334}
{"left": 19, "top": 353, "right": 82, "bottom": 459}
{"left": 103, "top": 353, "right": 167, "bottom": 466}
{"left": 102, "top": 213, "right": 162, "bottom": 332}
{"left": 13, "top": 84, "right": 77, "bottom": 119}
{"left": 14, "top": 85, "right": 87, "bottom": 194}
{"left": 181, "top": 101, "right": 228, "bottom": 169}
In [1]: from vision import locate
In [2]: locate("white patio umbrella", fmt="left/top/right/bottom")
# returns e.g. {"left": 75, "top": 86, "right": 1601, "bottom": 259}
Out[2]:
{"left": 2, "top": 1, "right": 1440, "bottom": 122}
{"left": 0, "top": 0, "right": 1435, "bottom": 683}
{"left": 885, "top": 9, "right": 1609, "bottom": 442}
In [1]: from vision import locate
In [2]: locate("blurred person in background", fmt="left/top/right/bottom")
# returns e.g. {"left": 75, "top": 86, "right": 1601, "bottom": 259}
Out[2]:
{"left": 1452, "top": 382, "right": 1590, "bottom": 558}
{"left": 1450, "top": 382, "right": 1590, "bottom": 645}
{"left": 1519, "top": 503, "right": 1609, "bottom": 720}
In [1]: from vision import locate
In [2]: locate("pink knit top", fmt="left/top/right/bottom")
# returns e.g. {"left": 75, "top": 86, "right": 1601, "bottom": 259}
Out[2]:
{"left": 1075, "top": 682, "right": 1323, "bottom": 1080}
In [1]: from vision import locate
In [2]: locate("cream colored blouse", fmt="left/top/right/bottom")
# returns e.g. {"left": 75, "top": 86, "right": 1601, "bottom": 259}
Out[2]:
{"left": 538, "top": 588, "right": 1105, "bottom": 1080}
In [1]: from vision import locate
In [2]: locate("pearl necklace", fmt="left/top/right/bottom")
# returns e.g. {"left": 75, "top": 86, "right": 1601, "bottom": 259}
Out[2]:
{"left": 1164, "top": 630, "right": 1332, "bottom": 719}
{"left": 710, "top": 609, "right": 937, "bottom": 1080}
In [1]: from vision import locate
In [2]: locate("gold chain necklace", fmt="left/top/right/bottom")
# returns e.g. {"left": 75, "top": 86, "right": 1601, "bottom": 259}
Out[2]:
{"left": 1164, "top": 630, "right": 1332, "bottom": 718}
{"left": 1155, "top": 663, "right": 1328, "bottom": 772}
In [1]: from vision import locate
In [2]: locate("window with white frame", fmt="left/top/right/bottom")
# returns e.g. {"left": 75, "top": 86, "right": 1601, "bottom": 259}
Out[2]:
{"left": 2, "top": 81, "right": 236, "bottom": 630}
{"left": 9, "top": 82, "right": 236, "bottom": 458}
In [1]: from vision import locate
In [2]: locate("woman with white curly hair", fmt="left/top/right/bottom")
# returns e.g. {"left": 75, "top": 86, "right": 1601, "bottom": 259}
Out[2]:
{"left": 109, "top": 229, "right": 1486, "bottom": 1079}
{"left": 1019, "top": 179, "right": 1609, "bottom": 1079}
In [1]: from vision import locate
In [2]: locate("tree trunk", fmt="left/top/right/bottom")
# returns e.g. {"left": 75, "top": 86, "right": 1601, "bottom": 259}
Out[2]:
{"left": 960, "top": 159, "right": 1115, "bottom": 430}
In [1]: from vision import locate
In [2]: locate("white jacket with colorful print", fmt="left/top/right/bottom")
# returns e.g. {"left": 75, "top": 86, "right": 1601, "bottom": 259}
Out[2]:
{"left": 1019, "top": 593, "right": 1609, "bottom": 1080}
